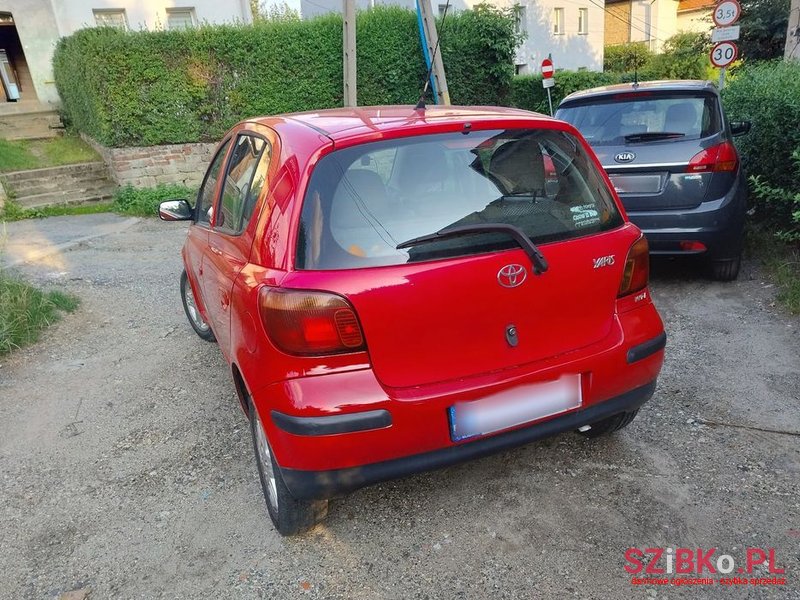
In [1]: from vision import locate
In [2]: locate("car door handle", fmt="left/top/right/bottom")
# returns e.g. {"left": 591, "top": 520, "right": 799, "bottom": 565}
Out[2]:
{"left": 210, "top": 245, "right": 223, "bottom": 256}
{"left": 220, "top": 292, "right": 230, "bottom": 310}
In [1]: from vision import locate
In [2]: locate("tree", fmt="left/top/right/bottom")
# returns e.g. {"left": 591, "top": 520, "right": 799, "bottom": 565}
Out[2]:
{"left": 250, "top": 0, "right": 300, "bottom": 22}
{"left": 738, "top": 0, "right": 790, "bottom": 61}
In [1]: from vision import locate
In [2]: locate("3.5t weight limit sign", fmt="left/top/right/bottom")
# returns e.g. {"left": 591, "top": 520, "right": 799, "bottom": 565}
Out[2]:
{"left": 713, "top": 0, "right": 741, "bottom": 27}
{"left": 710, "top": 41, "right": 738, "bottom": 68}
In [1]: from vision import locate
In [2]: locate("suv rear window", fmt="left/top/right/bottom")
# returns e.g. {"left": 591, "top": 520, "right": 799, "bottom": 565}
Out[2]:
{"left": 297, "top": 129, "right": 622, "bottom": 270}
{"left": 556, "top": 93, "right": 721, "bottom": 146}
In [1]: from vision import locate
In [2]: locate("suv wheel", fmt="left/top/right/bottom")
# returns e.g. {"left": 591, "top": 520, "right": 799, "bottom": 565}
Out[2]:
{"left": 577, "top": 409, "right": 639, "bottom": 438}
{"left": 709, "top": 255, "right": 741, "bottom": 282}
{"left": 250, "top": 400, "right": 328, "bottom": 536}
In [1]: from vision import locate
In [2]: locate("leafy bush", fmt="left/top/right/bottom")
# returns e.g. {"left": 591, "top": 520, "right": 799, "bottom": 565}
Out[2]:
{"left": 749, "top": 150, "right": 800, "bottom": 242}
{"left": 509, "top": 71, "right": 620, "bottom": 113}
{"left": 54, "top": 6, "right": 518, "bottom": 147}
{"left": 646, "top": 32, "right": 711, "bottom": 80}
{"left": 113, "top": 184, "right": 195, "bottom": 216}
{"left": 723, "top": 61, "right": 800, "bottom": 239}
{"left": 604, "top": 43, "right": 653, "bottom": 73}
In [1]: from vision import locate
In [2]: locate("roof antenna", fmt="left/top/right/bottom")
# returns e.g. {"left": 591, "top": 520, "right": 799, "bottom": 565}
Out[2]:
{"left": 415, "top": 0, "right": 451, "bottom": 110}
{"left": 633, "top": 59, "right": 639, "bottom": 88}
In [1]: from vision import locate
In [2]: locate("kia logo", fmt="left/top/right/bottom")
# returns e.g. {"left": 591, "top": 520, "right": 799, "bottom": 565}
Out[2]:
{"left": 615, "top": 152, "right": 635, "bottom": 163}
{"left": 497, "top": 264, "right": 527, "bottom": 288}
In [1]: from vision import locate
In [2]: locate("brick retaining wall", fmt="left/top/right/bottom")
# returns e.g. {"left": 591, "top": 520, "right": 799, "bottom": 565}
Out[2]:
{"left": 82, "top": 134, "right": 217, "bottom": 188}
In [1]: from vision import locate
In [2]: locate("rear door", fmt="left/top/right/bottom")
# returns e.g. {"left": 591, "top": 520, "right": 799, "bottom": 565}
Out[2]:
{"left": 204, "top": 131, "right": 273, "bottom": 358}
{"left": 291, "top": 127, "right": 636, "bottom": 389}
{"left": 556, "top": 91, "right": 726, "bottom": 211}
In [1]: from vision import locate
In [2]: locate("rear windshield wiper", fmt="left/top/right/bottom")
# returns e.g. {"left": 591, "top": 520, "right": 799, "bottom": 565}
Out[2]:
{"left": 396, "top": 223, "right": 549, "bottom": 275}
{"left": 624, "top": 132, "right": 686, "bottom": 143}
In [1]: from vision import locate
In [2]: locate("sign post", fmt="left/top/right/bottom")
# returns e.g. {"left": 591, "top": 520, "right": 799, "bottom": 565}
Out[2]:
{"left": 541, "top": 58, "right": 555, "bottom": 116}
{"left": 710, "top": 0, "right": 741, "bottom": 89}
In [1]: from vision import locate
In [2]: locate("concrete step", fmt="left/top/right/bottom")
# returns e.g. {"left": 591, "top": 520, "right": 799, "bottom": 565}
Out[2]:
{"left": 16, "top": 187, "right": 117, "bottom": 209}
{"left": 3, "top": 162, "right": 110, "bottom": 184}
{"left": 11, "top": 176, "right": 115, "bottom": 198}
{"left": 0, "top": 109, "right": 63, "bottom": 140}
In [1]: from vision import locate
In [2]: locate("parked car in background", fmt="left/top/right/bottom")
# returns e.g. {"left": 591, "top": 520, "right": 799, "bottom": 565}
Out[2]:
{"left": 556, "top": 80, "right": 751, "bottom": 281}
{"left": 160, "top": 105, "right": 666, "bottom": 535}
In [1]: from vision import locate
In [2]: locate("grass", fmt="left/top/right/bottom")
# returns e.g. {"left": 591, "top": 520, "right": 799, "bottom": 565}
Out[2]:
{"left": 112, "top": 184, "right": 195, "bottom": 217}
{"left": 0, "top": 134, "right": 100, "bottom": 173}
{"left": 1, "top": 200, "right": 114, "bottom": 222}
{"left": 746, "top": 226, "right": 800, "bottom": 314}
{"left": 0, "top": 270, "right": 80, "bottom": 355}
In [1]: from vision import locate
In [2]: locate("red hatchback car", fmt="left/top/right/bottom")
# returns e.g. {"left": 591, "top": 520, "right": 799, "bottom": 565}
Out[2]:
{"left": 160, "top": 106, "right": 666, "bottom": 535}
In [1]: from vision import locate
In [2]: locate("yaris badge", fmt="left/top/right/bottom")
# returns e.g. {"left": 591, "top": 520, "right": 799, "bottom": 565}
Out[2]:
{"left": 498, "top": 264, "right": 527, "bottom": 288}
{"left": 614, "top": 152, "right": 636, "bottom": 163}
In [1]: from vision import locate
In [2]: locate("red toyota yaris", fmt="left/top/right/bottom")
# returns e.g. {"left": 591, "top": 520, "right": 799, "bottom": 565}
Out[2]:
{"left": 160, "top": 106, "right": 666, "bottom": 536}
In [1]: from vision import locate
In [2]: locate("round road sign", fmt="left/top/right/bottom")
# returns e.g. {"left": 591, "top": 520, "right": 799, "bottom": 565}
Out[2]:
{"left": 712, "top": 0, "right": 741, "bottom": 27}
{"left": 541, "top": 58, "right": 554, "bottom": 78}
{"left": 710, "top": 41, "right": 738, "bottom": 67}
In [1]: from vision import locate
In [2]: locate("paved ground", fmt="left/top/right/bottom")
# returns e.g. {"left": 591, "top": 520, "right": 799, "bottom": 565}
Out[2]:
{"left": 1, "top": 214, "right": 798, "bottom": 599}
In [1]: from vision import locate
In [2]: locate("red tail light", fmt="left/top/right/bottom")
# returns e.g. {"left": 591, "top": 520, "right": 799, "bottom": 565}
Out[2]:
{"left": 686, "top": 141, "right": 738, "bottom": 173}
{"left": 618, "top": 236, "right": 650, "bottom": 297}
{"left": 258, "top": 288, "right": 366, "bottom": 355}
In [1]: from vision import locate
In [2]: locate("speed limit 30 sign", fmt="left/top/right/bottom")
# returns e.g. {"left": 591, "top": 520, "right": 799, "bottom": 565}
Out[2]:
{"left": 710, "top": 41, "right": 738, "bottom": 68}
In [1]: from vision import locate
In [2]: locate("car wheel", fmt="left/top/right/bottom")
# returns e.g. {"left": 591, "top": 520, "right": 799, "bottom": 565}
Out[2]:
{"left": 577, "top": 409, "right": 639, "bottom": 438}
{"left": 180, "top": 270, "right": 216, "bottom": 342}
{"left": 709, "top": 255, "right": 741, "bottom": 282}
{"left": 250, "top": 400, "right": 328, "bottom": 536}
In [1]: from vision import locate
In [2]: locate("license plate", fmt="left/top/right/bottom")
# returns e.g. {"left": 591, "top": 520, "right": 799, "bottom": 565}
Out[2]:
{"left": 608, "top": 174, "right": 664, "bottom": 194}
{"left": 448, "top": 374, "right": 582, "bottom": 442}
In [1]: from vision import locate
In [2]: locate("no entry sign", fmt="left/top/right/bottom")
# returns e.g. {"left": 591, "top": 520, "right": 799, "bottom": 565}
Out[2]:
{"left": 541, "top": 58, "right": 554, "bottom": 78}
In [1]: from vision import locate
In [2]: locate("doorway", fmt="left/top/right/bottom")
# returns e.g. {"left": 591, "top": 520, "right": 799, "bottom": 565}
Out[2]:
{"left": 0, "top": 13, "right": 37, "bottom": 103}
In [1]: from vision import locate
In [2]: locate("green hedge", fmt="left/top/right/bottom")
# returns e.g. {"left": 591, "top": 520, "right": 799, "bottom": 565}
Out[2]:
{"left": 54, "top": 6, "right": 517, "bottom": 147}
{"left": 509, "top": 71, "right": 621, "bottom": 114}
{"left": 723, "top": 60, "right": 800, "bottom": 232}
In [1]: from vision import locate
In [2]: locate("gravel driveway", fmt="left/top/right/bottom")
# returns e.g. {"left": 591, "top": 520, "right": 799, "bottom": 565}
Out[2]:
{"left": 1, "top": 214, "right": 798, "bottom": 599}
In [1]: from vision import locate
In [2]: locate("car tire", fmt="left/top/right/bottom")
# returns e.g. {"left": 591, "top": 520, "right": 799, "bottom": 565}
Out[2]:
{"left": 709, "top": 255, "right": 741, "bottom": 282}
{"left": 180, "top": 270, "right": 216, "bottom": 342}
{"left": 249, "top": 400, "right": 328, "bottom": 536}
{"left": 577, "top": 409, "right": 639, "bottom": 438}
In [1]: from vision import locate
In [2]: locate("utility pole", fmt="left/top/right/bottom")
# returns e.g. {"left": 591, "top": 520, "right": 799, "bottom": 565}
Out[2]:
{"left": 416, "top": 0, "right": 450, "bottom": 105}
{"left": 343, "top": 0, "right": 357, "bottom": 106}
{"left": 786, "top": 0, "right": 800, "bottom": 60}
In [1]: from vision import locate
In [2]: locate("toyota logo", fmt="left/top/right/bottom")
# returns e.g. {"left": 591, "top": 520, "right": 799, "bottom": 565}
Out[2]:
{"left": 497, "top": 264, "right": 527, "bottom": 288}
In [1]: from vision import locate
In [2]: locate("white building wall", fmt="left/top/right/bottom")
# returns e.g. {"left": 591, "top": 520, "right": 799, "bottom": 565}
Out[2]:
{"left": 0, "top": 0, "right": 62, "bottom": 105}
{"left": 677, "top": 10, "right": 712, "bottom": 33}
{"left": 50, "top": 0, "right": 252, "bottom": 36}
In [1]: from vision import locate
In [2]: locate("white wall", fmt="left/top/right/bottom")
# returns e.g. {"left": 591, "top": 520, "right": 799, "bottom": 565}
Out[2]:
{"left": 676, "top": 9, "right": 711, "bottom": 34}
{"left": 0, "top": 0, "right": 62, "bottom": 105}
{"left": 50, "top": 0, "right": 252, "bottom": 36}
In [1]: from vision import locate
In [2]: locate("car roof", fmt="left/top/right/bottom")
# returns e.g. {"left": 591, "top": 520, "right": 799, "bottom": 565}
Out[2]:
{"left": 559, "top": 80, "right": 719, "bottom": 106}
{"left": 246, "top": 105, "right": 555, "bottom": 142}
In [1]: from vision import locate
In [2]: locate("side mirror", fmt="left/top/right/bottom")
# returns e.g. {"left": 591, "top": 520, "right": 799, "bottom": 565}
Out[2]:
{"left": 159, "top": 199, "right": 193, "bottom": 221}
{"left": 730, "top": 121, "right": 751, "bottom": 137}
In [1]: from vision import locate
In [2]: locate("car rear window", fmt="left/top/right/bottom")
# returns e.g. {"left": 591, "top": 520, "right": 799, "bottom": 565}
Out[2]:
{"left": 556, "top": 93, "right": 721, "bottom": 146}
{"left": 296, "top": 129, "right": 622, "bottom": 270}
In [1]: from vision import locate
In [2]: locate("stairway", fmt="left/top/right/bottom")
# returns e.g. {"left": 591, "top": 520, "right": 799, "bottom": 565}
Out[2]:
{"left": 2, "top": 162, "right": 117, "bottom": 209}
{"left": 0, "top": 102, "right": 63, "bottom": 140}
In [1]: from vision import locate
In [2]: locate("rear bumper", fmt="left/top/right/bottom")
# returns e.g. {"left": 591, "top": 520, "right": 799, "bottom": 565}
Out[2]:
{"left": 281, "top": 380, "right": 657, "bottom": 500}
{"left": 624, "top": 176, "right": 746, "bottom": 258}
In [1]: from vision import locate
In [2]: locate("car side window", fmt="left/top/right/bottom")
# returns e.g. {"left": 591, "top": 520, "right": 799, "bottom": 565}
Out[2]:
{"left": 215, "top": 135, "right": 270, "bottom": 235}
{"left": 196, "top": 139, "right": 232, "bottom": 225}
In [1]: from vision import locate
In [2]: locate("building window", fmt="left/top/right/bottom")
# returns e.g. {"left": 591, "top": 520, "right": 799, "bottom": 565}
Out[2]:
{"left": 578, "top": 7, "right": 588, "bottom": 34}
{"left": 552, "top": 8, "right": 564, "bottom": 35}
{"left": 438, "top": 4, "right": 448, "bottom": 17}
{"left": 93, "top": 9, "right": 127, "bottom": 30}
{"left": 515, "top": 6, "right": 527, "bottom": 34}
{"left": 166, "top": 8, "right": 196, "bottom": 30}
